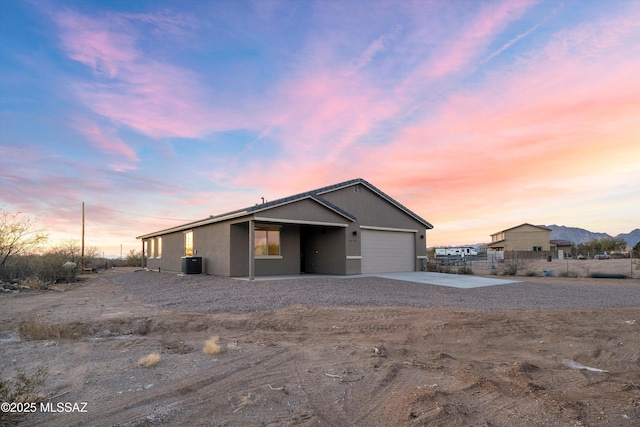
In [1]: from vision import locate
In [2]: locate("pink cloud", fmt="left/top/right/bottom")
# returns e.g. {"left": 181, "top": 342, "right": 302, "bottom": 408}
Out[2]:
{"left": 232, "top": 4, "right": 640, "bottom": 242}
{"left": 231, "top": 1, "right": 541, "bottom": 195}
{"left": 53, "top": 9, "right": 241, "bottom": 139}
{"left": 76, "top": 122, "right": 139, "bottom": 165}
{"left": 401, "top": 0, "right": 536, "bottom": 84}
{"left": 55, "top": 11, "right": 138, "bottom": 78}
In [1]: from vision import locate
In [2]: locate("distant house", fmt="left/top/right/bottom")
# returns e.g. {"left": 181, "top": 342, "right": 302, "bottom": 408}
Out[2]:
{"left": 487, "top": 224, "right": 573, "bottom": 258}
{"left": 137, "top": 178, "right": 433, "bottom": 278}
{"left": 550, "top": 239, "right": 574, "bottom": 256}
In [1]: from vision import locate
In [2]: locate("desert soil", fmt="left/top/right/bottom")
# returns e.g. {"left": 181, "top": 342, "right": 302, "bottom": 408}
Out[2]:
{"left": 1, "top": 259, "right": 639, "bottom": 427}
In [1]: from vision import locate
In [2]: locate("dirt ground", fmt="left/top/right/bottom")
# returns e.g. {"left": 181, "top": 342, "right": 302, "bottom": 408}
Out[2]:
{"left": 1, "top": 260, "right": 639, "bottom": 427}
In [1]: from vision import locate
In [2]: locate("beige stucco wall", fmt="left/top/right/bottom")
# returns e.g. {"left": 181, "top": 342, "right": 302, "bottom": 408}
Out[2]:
{"left": 145, "top": 231, "right": 185, "bottom": 272}
{"left": 502, "top": 225, "right": 551, "bottom": 251}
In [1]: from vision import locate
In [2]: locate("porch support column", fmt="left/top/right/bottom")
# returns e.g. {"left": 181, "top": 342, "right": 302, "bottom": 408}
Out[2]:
{"left": 248, "top": 219, "right": 255, "bottom": 281}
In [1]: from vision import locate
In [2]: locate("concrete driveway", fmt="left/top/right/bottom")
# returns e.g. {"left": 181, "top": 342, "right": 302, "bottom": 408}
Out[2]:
{"left": 240, "top": 271, "right": 520, "bottom": 288}
{"left": 369, "top": 271, "right": 521, "bottom": 289}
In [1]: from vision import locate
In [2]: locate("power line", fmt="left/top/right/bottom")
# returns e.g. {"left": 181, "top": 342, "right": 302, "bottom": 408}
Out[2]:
{"left": 10, "top": 207, "right": 66, "bottom": 214}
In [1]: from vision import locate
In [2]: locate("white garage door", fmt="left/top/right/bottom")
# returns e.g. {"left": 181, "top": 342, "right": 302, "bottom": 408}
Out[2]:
{"left": 361, "top": 229, "right": 415, "bottom": 274}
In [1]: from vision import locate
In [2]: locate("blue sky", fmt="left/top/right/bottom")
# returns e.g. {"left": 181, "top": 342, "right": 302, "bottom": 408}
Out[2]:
{"left": 1, "top": 0, "right": 639, "bottom": 256}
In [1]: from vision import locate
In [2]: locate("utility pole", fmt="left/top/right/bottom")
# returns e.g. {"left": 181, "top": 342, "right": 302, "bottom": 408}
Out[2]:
{"left": 81, "top": 202, "right": 85, "bottom": 270}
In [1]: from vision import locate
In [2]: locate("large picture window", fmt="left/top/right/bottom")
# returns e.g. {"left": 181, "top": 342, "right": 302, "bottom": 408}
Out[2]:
{"left": 185, "top": 231, "right": 193, "bottom": 256}
{"left": 254, "top": 227, "right": 280, "bottom": 256}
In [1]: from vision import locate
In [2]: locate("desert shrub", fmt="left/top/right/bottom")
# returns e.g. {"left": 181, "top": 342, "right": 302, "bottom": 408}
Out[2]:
{"left": 501, "top": 255, "right": 531, "bottom": 276}
{"left": 437, "top": 265, "right": 451, "bottom": 274}
{"left": 203, "top": 336, "right": 224, "bottom": 355}
{"left": 426, "top": 262, "right": 439, "bottom": 272}
{"left": 137, "top": 353, "right": 161, "bottom": 367}
{"left": 559, "top": 271, "right": 579, "bottom": 278}
{"left": 525, "top": 270, "right": 539, "bottom": 277}
{"left": 126, "top": 249, "right": 143, "bottom": 267}
{"left": 0, "top": 366, "right": 48, "bottom": 402}
{"left": 1, "top": 253, "right": 78, "bottom": 284}
{"left": 19, "top": 316, "right": 71, "bottom": 341}
{"left": 0, "top": 239, "right": 98, "bottom": 284}
{"left": 501, "top": 264, "right": 518, "bottom": 276}
{"left": 576, "top": 261, "right": 591, "bottom": 277}
{"left": 0, "top": 367, "right": 48, "bottom": 427}
{"left": 35, "top": 252, "right": 78, "bottom": 283}
{"left": 457, "top": 266, "right": 473, "bottom": 275}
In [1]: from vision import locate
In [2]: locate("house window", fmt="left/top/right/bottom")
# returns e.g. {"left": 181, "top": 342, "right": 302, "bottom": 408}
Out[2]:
{"left": 185, "top": 231, "right": 193, "bottom": 256}
{"left": 149, "top": 239, "right": 155, "bottom": 258}
{"left": 157, "top": 237, "right": 162, "bottom": 259}
{"left": 533, "top": 246, "right": 542, "bottom": 252}
{"left": 254, "top": 227, "right": 280, "bottom": 256}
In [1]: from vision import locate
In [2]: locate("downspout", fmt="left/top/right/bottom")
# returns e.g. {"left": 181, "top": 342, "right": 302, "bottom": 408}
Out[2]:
{"left": 248, "top": 220, "right": 255, "bottom": 281}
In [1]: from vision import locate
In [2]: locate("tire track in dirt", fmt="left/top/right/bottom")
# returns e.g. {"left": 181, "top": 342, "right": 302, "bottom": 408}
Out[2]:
{"left": 29, "top": 343, "right": 302, "bottom": 426}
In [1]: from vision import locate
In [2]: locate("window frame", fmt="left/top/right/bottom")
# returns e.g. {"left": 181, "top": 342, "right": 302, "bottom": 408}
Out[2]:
{"left": 254, "top": 225, "right": 282, "bottom": 259}
{"left": 149, "top": 239, "right": 155, "bottom": 258}
{"left": 184, "top": 231, "right": 194, "bottom": 257}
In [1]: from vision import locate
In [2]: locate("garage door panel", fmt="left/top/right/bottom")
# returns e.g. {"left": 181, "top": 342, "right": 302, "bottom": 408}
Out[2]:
{"left": 361, "top": 230, "right": 414, "bottom": 274}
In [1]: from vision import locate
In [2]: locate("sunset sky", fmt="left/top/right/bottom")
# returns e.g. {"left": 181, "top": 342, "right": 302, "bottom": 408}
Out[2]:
{"left": 1, "top": 0, "right": 639, "bottom": 257}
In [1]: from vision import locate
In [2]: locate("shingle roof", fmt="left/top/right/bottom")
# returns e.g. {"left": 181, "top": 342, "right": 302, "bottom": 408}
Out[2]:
{"left": 137, "top": 178, "right": 432, "bottom": 239}
{"left": 491, "top": 223, "right": 551, "bottom": 235}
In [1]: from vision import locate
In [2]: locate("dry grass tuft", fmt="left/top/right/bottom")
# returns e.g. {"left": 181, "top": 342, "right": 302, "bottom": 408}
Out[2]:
{"left": 137, "top": 353, "right": 161, "bottom": 367}
{"left": 19, "top": 316, "right": 71, "bottom": 341}
{"left": 226, "top": 341, "right": 241, "bottom": 351}
{"left": 203, "top": 336, "right": 224, "bottom": 355}
{"left": 233, "top": 392, "right": 253, "bottom": 412}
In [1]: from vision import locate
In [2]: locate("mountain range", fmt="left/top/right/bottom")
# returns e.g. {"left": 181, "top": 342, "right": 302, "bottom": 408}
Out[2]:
{"left": 547, "top": 225, "right": 640, "bottom": 248}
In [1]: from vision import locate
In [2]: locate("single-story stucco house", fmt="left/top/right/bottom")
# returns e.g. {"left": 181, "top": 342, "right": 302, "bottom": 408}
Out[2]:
{"left": 137, "top": 178, "right": 433, "bottom": 278}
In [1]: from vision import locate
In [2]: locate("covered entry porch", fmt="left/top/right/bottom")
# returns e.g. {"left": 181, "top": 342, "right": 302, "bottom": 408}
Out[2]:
{"left": 230, "top": 218, "right": 355, "bottom": 279}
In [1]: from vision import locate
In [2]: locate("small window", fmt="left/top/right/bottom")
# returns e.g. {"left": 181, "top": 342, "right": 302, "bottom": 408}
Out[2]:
{"left": 157, "top": 237, "right": 162, "bottom": 259}
{"left": 185, "top": 231, "right": 193, "bottom": 256}
{"left": 255, "top": 227, "right": 280, "bottom": 256}
{"left": 533, "top": 246, "right": 542, "bottom": 252}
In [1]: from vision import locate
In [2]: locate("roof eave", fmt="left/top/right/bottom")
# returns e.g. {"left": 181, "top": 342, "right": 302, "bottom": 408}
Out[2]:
{"left": 136, "top": 210, "right": 249, "bottom": 239}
